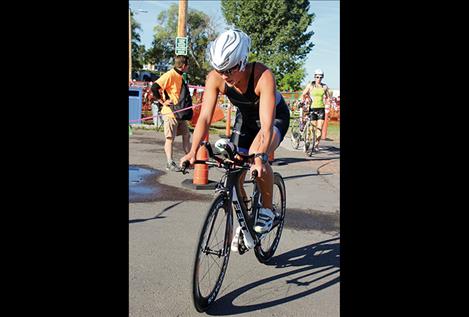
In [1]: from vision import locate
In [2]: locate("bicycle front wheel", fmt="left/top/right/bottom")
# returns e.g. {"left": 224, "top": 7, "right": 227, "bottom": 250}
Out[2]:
{"left": 254, "top": 173, "right": 286, "bottom": 263}
{"left": 192, "top": 194, "right": 233, "bottom": 312}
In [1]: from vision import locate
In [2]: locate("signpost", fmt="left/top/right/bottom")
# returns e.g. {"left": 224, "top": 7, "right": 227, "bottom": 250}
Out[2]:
{"left": 175, "top": 36, "right": 188, "bottom": 56}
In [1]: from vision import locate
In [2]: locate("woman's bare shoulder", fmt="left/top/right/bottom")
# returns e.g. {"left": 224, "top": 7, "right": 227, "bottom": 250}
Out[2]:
{"left": 253, "top": 62, "right": 270, "bottom": 73}
{"left": 206, "top": 70, "right": 225, "bottom": 92}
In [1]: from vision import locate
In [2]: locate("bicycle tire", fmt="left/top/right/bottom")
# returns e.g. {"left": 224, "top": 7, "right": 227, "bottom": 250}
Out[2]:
{"left": 192, "top": 193, "right": 233, "bottom": 312}
{"left": 254, "top": 173, "right": 286, "bottom": 263}
{"left": 308, "top": 123, "right": 316, "bottom": 156}
{"left": 290, "top": 119, "right": 300, "bottom": 149}
{"left": 303, "top": 121, "right": 311, "bottom": 153}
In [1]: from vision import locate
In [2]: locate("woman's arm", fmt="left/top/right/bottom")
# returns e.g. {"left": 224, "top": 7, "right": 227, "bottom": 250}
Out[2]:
{"left": 180, "top": 71, "right": 220, "bottom": 164}
{"left": 255, "top": 68, "right": 276, "bottom": 157}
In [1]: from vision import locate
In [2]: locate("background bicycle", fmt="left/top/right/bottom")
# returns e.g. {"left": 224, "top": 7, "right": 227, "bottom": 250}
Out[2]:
{"left": 290, "top": 100, "right": 317, "bottom": 156}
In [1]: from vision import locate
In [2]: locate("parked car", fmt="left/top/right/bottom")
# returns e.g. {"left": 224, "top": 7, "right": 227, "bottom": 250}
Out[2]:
{"left": 132, "top": 70, "right": 159, "bottom": 82}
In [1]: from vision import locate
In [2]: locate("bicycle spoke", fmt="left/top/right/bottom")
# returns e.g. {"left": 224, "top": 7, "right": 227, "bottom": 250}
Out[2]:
{"left": 200, "top": 255, "right": 220, "bottom": 283}
{"left": 254, "top": 174, "right": 285, "bottom": 263}
{"left": 197, "top": 201, "right": 229, "bottom": 298}
{"left": 207, "top": 240, "right": 224, "bottom": 250}
{"left": 210, "top": 212, "right": 226, "bottom": 244}
{"left": 204, "top": 207, "right": 226, "bottom": 250}
{"left": 208, "top": 254, "right": 224, "bottom": 270}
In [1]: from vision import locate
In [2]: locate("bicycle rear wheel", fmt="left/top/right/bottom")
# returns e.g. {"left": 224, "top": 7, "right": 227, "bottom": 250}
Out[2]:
{"left": 290, "top": 119, "right": 301, "bottom": 149}
{"left": 192, "top": 194, "right": 233, "bottom": 312}
{"left": 254, "top": 173, "right": 286, "bottom": 263}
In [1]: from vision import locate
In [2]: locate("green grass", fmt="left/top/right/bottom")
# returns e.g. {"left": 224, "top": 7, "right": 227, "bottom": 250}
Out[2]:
{"left": 325, "top": 120, "right": 340, "bottom": 142}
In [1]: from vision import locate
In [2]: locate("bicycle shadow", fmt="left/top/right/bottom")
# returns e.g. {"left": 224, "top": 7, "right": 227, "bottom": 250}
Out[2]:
{"left": 128, "top": 201, "right": 183, "bottom": 224}
{"left": 282, "top": 172, "right": 333, "bottom": 181}
{"left": 206, "top": 237, "right": 340, "bottom": 315}
{"left": 273, "top": 156, "right": 339, "bottom": 166}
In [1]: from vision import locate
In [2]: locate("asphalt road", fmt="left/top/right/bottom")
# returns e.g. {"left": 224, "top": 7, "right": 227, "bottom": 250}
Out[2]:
{"left": 129, "top": 128, "right": 340, "bottom": 316}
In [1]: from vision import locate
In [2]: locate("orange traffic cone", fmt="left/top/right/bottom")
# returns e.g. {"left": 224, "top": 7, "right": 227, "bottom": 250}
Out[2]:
{"left": 181, "top": 132, "right": 217, "bottom": 190}
{"left": 193, "top": 134, "right": 209, "bottom": 185}
{"left": 268, "top": 151, "right": 275, "bottom": 163}
{"left": 322, "top": 110, "right": 329, "bottom": 140}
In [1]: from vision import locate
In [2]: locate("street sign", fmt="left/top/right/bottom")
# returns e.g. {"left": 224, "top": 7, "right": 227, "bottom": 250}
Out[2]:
{"left": 175, "top": 37, "right": 188, "bottom": 55}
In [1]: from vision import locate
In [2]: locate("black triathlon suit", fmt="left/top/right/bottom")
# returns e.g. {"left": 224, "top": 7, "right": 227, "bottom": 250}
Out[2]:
{"left": 225, "top": 62, "right": 290, "bottom": 152}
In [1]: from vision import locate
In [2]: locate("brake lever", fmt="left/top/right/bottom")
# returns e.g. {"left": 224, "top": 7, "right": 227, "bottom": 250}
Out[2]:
{"left": 201, "top": 141, "right": 214, "bottom": 158}
{"left": 250, "top": 169, "right": 258, "bottom": 181}
{"left": 181, "top": 160, "right": 190, "bottom": 175}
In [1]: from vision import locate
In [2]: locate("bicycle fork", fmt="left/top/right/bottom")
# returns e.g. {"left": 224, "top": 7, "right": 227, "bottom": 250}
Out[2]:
{"left": 231, "top": 188, "right": 257, "bottom": 250}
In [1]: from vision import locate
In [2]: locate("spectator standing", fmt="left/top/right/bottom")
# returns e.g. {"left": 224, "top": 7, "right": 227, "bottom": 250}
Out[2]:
{"left": 151, "top": 55, "right": 191, "bottom": 171}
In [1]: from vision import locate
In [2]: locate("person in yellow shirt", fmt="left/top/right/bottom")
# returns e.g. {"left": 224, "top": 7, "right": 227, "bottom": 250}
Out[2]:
{"left": 151, "top": 55, "right": 191, "bottom": 171}
{"left": 301, "top": 69, "right": 331, "bottom": 152}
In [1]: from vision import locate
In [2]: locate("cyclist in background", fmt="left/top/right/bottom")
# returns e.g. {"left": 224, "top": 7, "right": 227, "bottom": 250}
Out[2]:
{"left": 180, "top": 29, "right": 290, "bottom": 236}
{"left": 301, "top": 69, "right": 331, "bottom": 151}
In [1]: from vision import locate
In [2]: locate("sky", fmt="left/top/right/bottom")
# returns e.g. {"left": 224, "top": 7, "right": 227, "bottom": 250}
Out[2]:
{"left": 129, "top": 0, "right": 340, "bottom": 89}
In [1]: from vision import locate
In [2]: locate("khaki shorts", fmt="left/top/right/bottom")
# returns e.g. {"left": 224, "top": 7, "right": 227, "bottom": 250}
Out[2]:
{"left": 163, "top": 117, "right": 190, "bottom": 139}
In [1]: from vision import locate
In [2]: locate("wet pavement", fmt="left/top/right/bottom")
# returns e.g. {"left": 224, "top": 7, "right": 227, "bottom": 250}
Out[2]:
{"left": 129, "top": 165, "right": 211, "bottom": 203}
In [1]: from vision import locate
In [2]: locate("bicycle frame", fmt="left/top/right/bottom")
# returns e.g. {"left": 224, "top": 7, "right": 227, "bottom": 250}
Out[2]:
{"left": 222, "top": 169, "right": 260, "bottom": 248}
{"left": 182, "top": 141, "right": 275, "bottom": 250}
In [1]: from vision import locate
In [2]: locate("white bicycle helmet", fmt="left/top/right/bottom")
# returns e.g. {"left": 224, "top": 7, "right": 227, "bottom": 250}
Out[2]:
{"left": 208, "top": 29, "right": 251, "bottom": 72}
{"left": 314, "top": 69, "right": 324, "bottom": 76}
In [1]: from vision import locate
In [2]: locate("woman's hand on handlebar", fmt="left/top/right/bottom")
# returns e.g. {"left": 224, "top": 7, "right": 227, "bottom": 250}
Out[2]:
{"left": 180, "top": 151, "right": 196, "bottom": 168}
{"left": 250, "top": 158, "right": 265, "bottom": 179}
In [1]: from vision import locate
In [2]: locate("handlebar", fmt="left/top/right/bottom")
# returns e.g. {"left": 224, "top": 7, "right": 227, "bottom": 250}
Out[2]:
{"left": 179, "top": 141, "right": 256, "bottom": 175}
{"left": 250, "top": 169, "right": 258, "bottom": 181}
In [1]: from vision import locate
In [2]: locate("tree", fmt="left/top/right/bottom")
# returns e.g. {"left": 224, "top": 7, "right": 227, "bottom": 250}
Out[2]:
{"left": 145, "top": 4, "right": 218, "bottom": 85}
{"left": 221, "top": 0, "right": 315, "bottom": 91}
{"left": 131, "top": 11, "right": 145, "bottom": 71}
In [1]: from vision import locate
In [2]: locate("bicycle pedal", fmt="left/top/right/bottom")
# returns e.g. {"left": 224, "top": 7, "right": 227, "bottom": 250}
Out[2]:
{"left": 237, "top": 236, "right": 249, "bottom": 255}
{"left": 238, "top": 230, "right": 252, "bottom": 254}
{"left": 238, "top": 244, "right": 248, "bottom": 255}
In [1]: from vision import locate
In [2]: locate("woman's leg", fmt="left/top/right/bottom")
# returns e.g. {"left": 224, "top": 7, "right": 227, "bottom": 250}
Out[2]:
{"left": 315, "top": 119, "right": 324, "bottom": 149}
{"left": 247, "top": 127, "right": 281, "bottom": 210}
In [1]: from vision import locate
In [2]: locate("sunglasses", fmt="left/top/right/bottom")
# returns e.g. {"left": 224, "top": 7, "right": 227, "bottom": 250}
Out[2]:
{"left": 315, "top": 75, "right": 323, "bottom": 79}
{"left": 216, "top": 65, "right": 239, "bottom": 76}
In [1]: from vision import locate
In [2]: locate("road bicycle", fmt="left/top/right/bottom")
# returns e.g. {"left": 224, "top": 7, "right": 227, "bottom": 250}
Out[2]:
{"left": 302, "top": 112, "right": 317, "bottom": 157}
{"left": 180, "top": 140, "right": 286, "bottom": 312}
{"left": 290, "top": 105, "right": 317, "bottom": 156}
{"left": 289, "top": 100, "right": 305, "bottom": 149}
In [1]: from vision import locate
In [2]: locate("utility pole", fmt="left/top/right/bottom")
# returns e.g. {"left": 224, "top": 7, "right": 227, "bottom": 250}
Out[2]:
{"left": 178, "top": 0, "right": 188, "bottom": 37}
{"left": 129, "top": 8, "right": 132, "bottom": 83}
{"left": 176, "top": 0, "right": 189, "bottom": 82}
